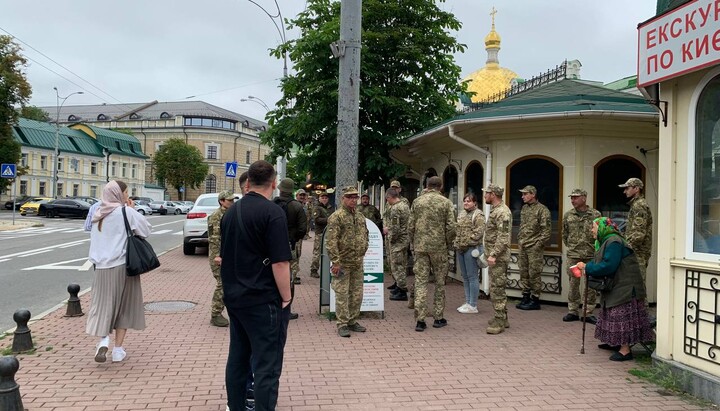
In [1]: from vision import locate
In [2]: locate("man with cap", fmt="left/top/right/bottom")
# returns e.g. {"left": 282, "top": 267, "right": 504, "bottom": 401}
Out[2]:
{"left": 207, "top": 190, "right": 238, "bottom": 327}
{"left": 619, "top": 177, "right": 653, "bottom": 306}
{"left": 408, "top": 176, "right": 456, "bottom": 332}
{"left": 562, "top": 189, "right": 601, "bottom": 324}
{"left": 516, "top": 185, "right": 551, "bottom": 310}
{"left": 483, "top": 183, "right": 513, "bottom": 334}
{"left": 326, "top": 186, "right": 369, "bottom": 337}
{"left": 296, "top": 188, "right": 313, "bottom": 240}
{"left": 383, "top": 180, "right": 409, "bottom": 290}
{"left": 310, "top": 191, "right": 334, "bottom": 278}
{"left": 358, "top": 192, "right": 382, "bottom": 231}
{"left": 273, "top": 178, "right": 307, "bottom": 320}
{"left": 385, "top": 187, "right": 411, "bottom": 301}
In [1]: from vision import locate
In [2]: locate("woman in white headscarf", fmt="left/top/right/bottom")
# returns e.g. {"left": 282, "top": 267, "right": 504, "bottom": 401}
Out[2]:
{"left": 86, "top": 180, "right": 151, "bottom": 363}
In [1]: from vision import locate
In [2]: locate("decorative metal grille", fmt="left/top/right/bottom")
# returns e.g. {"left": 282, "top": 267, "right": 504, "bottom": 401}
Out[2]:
{"left": 506, "top": 252, "right": 562, "bottom": 294}
{"left": 684, "top": 269, "right": 720, "bottom": 366}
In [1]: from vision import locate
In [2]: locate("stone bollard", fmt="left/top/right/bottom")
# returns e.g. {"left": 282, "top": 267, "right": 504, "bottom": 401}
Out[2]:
{"left": 65, "top": 284, "right": 84, "bottom": 317}
{"left": 0, "top": 356, "right": 24, "bottom": 411}
{"left": 11, "top": 310, "right": 33, "bottom": 353}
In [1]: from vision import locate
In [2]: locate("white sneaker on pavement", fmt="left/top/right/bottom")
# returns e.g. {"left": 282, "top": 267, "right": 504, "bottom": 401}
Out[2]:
{"left": 94, "top": 336, "right": 110, "bottom": 363}
{"left": 111, "top": 347, "right": 127, "bottom": 362}
{"left": 457, "top": 303, "right": 470, "bottom": 312}
{"left": 458, "top": 305, "right": 479, "bottom": 314}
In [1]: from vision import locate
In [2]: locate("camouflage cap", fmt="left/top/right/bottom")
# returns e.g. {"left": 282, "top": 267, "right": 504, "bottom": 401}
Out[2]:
{"left": 390, "top": 180, "right": 402, "bottom": 188}
{"left": 519, "top": 185, "right": 537, "bottom": 195}
{"left": 569, "top": 188, "right": 587, "bottom": 197}
{"left": 295, "top": 188, "right": 307, "bottom": 195}
{"left": 482, "top": 183, "right": 504, "bottom": 197}
{"left": 278, "top": 178, "right": 295, "bottom": 193}
{"left": 361, "top": 191, "right": 369, "bottom": 198}
{"left": 318, "top": 191, "right": 329, "bottom": 197}
{"left": 218, "top": 190, "right": 237, "bottom": 200}
{"left": 342, "top": 186, "right": 360, "bottom": 197}
{"left": 618, "top": 178, "right": 644, "bottom": 189}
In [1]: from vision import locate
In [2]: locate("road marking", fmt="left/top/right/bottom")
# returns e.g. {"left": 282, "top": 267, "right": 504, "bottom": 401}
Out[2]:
{"left": 79, "top": 260, "right": 93, "bottom": 271}
{"left": 151, "top": 220, "right": 185, "bottom": 228}
{"left": 0, "top": 258, "right": 9, "bottom": 263}
{"left": 19, "top": 249, "right": 53, "bottom": 257}
{"left": 0, "top": 238, "right": 90, "bottom": 260}
{"left": 22, "top": 257, "right": 90, "bottom": 271}
{"left": 173, "top": 231, "right": 183, "bottom": 235}
{"left": 152, "top": 229, "right": 172, "bottom": 235}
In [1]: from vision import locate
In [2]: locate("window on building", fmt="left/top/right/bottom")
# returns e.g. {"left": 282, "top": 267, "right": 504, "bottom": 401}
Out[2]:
{"left": 57, "top": 183, "right": 63, "bottom": 197}
{"left": 507, "top": 156, "right": 562, "bottom": 250}
{"left": 443, "top": 165, "right": 459, "bottom": 211}
{"left": 205, "top": 174, "right": 217, "bottom": 193}
{"left": 57, "top": 158, "right": 64, "bottom": 172}
{"left": 40, "top": 156, "right": 47, "bottom": 170}
{"left": 206, "top": 144, "right": 218, "bottom": 160}
{"left": 160, "top": 112, "right": 171, "bottom": 119}
{"left": 692, "top": 73, "right": 720, "bottom": 255}
{"left": 19, "top": 181, "right": 27, "bottom": 195}
{"left": 464, "top": 161, "right": 484, "bottom": 198}
{"left": 20, "top": 153, "right": 28, "bottom": 167}
{"left": 594, "top": 155, "right": 644, "bottom": 232}
{"left": 246, "top": 150, "right": 251, "bottom": 164}
{"left": 90, "top": 162, "right": 97, "bottom": 175}
{"left": 39, "top": 182, "right": 46, "bottom": 196}
{"left": 122, "top": 162, "right": 128, "bottom": 177}
{"left": 131, "top": 187, "right": 137, "bottom": 196}
{"left": 70, "top": 158, "right": 79, "bottom": 173}
{"left": 97, "top": 114, "right": 108, "bottom": 121}
{"left": 111, "top": 161, "right": 117, "bottom": 177}
{"left": 73, "top": 184, "right": 80, "bottom": 196}
{"left": 131, "top": 164, "right": 137, "bottom": 178}
{"left": 90, "top": 185, "right": 97, "bottom": 198}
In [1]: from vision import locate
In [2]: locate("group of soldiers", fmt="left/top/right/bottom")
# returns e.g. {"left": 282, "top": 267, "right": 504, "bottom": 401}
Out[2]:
{"left": 206, "top": 172, "right": 653, "bottom": 339}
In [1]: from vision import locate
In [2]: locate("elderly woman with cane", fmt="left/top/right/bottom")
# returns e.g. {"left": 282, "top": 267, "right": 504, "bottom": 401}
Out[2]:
{"left": 575, "top": 217, "right": 654, "bottom": 361}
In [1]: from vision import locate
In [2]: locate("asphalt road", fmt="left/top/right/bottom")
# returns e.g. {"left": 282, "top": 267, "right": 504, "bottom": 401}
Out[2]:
{"left": 0, "top": 211, "right": 195, "bottom": 332}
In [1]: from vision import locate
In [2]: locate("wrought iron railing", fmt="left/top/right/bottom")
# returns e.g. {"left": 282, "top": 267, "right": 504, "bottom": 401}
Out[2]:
{"left": 684, "top": 269, "right": 720, "bottom": 366}
{"left": 506, "top": 253, "right": 563, "bottom": 294}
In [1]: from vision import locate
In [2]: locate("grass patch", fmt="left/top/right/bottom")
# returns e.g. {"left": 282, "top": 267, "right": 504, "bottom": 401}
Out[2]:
{"left": 45, "top": 346, "right": 53, "bottom": 351}
{"left": 1, "top": 346, "right": 37, "bottom": 356}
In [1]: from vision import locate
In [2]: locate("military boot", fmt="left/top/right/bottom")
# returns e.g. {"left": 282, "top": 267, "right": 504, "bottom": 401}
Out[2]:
{"left": 522, "top": 295, "right": 541, "bottom": 310}
{"left": 486, "top": 318, "right": 505, "bottom": 335}
{"left": 515, "top": 292, "right": 531, "bottom": 309}
{"left": 389, "top": 288, "right": 408, "bottom": 301}
{"left": 487, "top": 313, "right": 510, "bottom": 328}
{"left": 211, "top": 315, "right": 229, "bottom": 327}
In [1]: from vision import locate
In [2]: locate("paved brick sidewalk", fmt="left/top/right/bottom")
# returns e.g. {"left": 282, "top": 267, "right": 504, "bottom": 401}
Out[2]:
{"left": 2, "top": 235, "right": 712, "bottom": 410}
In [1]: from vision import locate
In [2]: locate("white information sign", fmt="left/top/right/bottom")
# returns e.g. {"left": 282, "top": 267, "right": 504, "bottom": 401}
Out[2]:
{"left": 330, "top": 218, "right": 384, "bottom": 313}
{"left": 638, "top": 0, "right": 720, "bottom": 87}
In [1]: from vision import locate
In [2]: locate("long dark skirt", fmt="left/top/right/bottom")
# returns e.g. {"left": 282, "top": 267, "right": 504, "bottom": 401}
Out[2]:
{"left": 595, "top": 298, "right": 654, "bottom": 346}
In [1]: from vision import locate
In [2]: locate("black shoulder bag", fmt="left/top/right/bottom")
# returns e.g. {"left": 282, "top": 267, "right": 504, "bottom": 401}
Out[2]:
{"left": 122, "top": 206, "right": 160, "bottom": 276}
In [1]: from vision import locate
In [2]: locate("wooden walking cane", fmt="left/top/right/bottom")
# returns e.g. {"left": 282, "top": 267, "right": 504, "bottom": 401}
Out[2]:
{"left": 580, "top": 270, "right": 589, "bottom": 354}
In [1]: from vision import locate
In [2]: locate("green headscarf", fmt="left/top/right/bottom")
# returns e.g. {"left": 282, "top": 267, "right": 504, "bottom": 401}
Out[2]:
{"left": 594, "top": 217, "right": 623, "bottom": 251}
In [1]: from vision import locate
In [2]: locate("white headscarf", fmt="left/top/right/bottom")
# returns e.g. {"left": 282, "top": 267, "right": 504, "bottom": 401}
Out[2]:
{"left": 92, "top": 181, "right": 125, "bottom": 223}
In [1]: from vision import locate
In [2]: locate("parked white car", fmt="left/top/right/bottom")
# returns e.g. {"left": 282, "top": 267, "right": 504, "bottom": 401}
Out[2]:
{"left": 133, "top": 201, "right": 153, "bottom": 216}
{"left": 172, "top": 201, "right": 192, "bottom": 214}
{"left": 149, "top": 200, "right": 180, "bottom": 215}
{"left": 182, "top": 193, "right": 240, "bottom": 255}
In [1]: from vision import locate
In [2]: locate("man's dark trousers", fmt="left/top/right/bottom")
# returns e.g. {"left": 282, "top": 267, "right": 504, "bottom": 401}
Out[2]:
{"left": 226, "top": 301, "right": 290, "bottom": 411}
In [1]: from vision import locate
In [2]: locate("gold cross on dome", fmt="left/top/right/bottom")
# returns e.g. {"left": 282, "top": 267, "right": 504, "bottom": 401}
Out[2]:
{"left": 490, "top": 7, "right": 497, "bottom": 26}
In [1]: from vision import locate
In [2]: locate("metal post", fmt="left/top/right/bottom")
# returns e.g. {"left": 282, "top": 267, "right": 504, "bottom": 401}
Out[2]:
{"left": 52, "top": 88, "right": 83, "bottom": 199}
{"left": 334, "top": 0, "right": 362, "bottom": 202}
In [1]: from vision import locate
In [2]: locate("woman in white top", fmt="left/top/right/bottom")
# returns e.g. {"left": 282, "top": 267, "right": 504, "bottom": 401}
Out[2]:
{"left": 86, "top": 180, "right": 152, "bottom": 363}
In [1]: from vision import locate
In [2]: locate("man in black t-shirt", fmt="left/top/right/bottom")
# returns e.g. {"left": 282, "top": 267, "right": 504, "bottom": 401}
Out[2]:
{"left": 220, "top": 160, "right": 292, "bottom": 411}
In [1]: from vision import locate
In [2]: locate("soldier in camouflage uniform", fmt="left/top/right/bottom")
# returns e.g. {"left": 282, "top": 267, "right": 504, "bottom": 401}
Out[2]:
{"left": 358, "top": 192, "right": 382, "bottom": 231}
{"left": 562, "top": 189, "right": 601, "bottom": 324}
{"left": 295, "top": 188, "right": 309, "bottom": 269}
{"left": 310, "top": 192, "right": 334, "bottom": 278}
{"left": 207, "top": 190, "right": 238, "bottom": 327}
{"left": 383, "top": 180, "right": 410, "bottom": 291}
{"left": 619, "top": 178, "right": 653, "bottom": 307}
{"left": 516, "top": 185, "right": 551, "bottom": 310}
{"left": 384, "top": 188, "right": 410, "bottom": 301}
{"left": 326, "top": 186, "right": 369, "bottom": 338}
{"left": 483, "top": 184, "right": 512, "bottom": 335}
{"left": 408, "top": 176, "right": 456, "bottom": 332}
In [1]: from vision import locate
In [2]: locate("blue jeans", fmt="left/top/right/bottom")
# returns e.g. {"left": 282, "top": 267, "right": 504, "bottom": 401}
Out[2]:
{"left": 226, "top": 302, "right": 289, "bottom": 411}
{"left": 458, "top": 246, "right": 482, "bottom": 307}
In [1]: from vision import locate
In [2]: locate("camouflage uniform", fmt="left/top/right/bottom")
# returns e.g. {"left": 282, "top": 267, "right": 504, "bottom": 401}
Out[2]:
{"left": 208, "top": 206, "right": 227, "bottom": 319}
{"left": 385, "top": 200, "right": 410, "bottom": 289}
{"left": 484, "top": 200, "right": 512, "bottom": 327}
{"left": 409, "top": 189, "right": 456, "bottom": 323}
{"left": 518, "top": 201, "right": 551, "bottom": 297}
{"left": 625, "top": 195, "right": 652, "bottom": 279}
{"left": 326, "top": 203, "right": 369, "bottom": 328}
{"left": 562, "top": 205, "right": 601, "bottom": 316}
{"left": 358, "top": 203, "right": 382, "bottom": 230}
{"left": 311, "top": 201, "right": 334, "bottom": 277}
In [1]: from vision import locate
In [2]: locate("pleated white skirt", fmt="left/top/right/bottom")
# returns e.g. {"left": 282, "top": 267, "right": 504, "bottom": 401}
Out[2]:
{"left": 85, "top": 264, "right": 146, "bottom": 336}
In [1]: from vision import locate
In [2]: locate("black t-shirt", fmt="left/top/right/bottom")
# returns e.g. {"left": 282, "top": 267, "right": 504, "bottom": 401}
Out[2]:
{"left": 220, "top": 192, "right": 292, "bottom": 309}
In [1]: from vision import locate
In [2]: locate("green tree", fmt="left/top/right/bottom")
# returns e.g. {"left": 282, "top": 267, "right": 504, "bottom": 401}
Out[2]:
{"left": 0, "top": 35, "right": 31, "bottom": 192}
{"left": 152, "top": 138, "right": 209, "bottom": 198}
{"left": 262, "top": 0, "right": 467, "bottom": 185}
{"left": 19, "top": 105, "right": 50, "bottom": 122}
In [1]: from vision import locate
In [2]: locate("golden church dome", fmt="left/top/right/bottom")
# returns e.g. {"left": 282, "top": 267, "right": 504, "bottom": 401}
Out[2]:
{"left": 462, "top": 7, "right": 519, "bottom": 103}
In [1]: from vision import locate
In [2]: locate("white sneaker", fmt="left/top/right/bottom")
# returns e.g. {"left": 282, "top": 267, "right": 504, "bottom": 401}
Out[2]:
{"left": 458, "top": 305, "right": 479, "bottom": 314}
{"left": 111, "top": 347, "right": 127, "bottom": 362}
{"left": 94, "top": 336, "right": 109, "bottom": 363}
{"left": 457, "top": 303, "right": 470, "bottom": 312}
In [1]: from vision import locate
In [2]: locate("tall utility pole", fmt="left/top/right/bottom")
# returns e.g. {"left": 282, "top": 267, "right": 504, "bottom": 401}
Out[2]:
{"left": 334, "top": 0, "right": 362, "bottom": 202}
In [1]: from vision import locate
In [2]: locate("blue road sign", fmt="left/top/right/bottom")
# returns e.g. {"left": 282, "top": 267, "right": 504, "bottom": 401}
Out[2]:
{"left": 225, "top": 162, "right": 238, "bottom": 178}
{"left": 1, "top": 163, "right": 16, "bottom": 179}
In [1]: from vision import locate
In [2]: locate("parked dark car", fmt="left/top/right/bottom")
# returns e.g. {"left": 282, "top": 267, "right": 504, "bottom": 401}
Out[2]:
{"left": 4, "top": 195, "right": 33, "bottom": 210}
{"left": 41, "top": 199, "right": 92, "bottom": 219}
{"left": 66, "top": 196, "right": 99, "bottom": 205}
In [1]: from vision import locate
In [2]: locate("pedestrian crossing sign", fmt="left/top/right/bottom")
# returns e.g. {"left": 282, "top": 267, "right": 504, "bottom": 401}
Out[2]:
{"left": 225, "top": 162, "right": 237, "bottom": 178}
{"left": 1, "top": 163, "right": 16, "bottom": 178}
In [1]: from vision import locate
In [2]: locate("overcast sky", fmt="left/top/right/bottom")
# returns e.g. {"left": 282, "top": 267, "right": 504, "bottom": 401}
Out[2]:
{"left": 2, "top": 0, "right": 656, "bottom": 122}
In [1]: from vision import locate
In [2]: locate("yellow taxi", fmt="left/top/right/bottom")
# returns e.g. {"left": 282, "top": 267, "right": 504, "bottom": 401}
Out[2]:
{"left": 19, "top": 197, "right": 53, "bottom": 216}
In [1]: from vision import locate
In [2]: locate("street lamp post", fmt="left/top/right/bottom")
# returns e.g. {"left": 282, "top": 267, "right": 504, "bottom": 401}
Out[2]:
{"left": 53, "top": 87, "right": 83, "bottom": 198}
{"left": 240, "top": 96, "right": 270, "bottom": 111}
